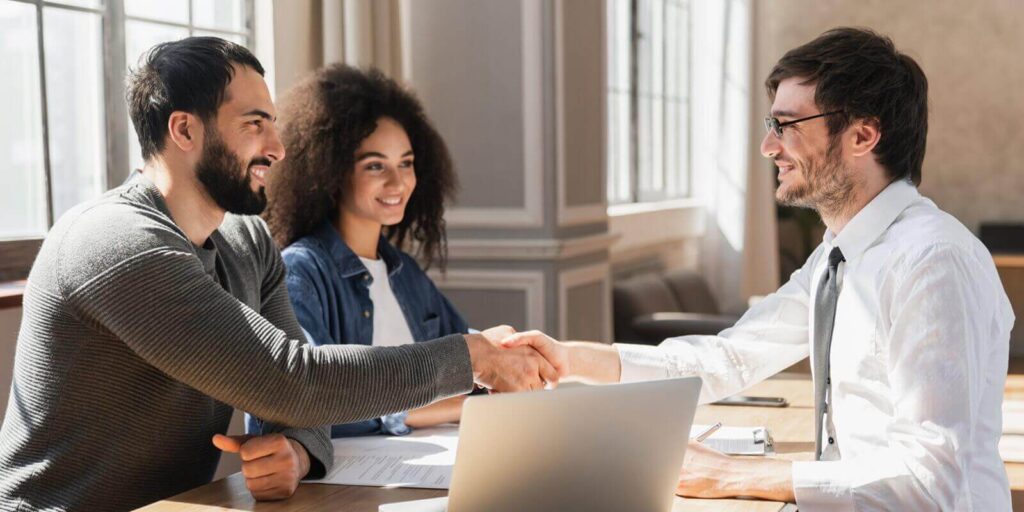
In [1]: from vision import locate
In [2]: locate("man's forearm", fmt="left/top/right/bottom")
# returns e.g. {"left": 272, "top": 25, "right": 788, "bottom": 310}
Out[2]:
{"left": 565, "top": 341, "right": 622, "bottom": 384}
{"left": 729, "top": 458, "right": 794, "bottom": 502}
{"left": 678, "top": 444, "right": 795, "bottom": 503}
{"left": 406, "top": 395, "right": 467, "bottom": 428}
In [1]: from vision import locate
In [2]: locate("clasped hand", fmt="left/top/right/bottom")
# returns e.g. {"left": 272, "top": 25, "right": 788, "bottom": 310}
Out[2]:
{"left": 467, "top": 326, "right": 571, "bottom": 393}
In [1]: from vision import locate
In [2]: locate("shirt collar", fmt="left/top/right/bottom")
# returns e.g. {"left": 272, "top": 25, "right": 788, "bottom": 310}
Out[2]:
{"left": 824, "top": 179, "right": 920, "bottom": 262}
{"left": 311, "top": 221, "right": 404, "bottom": 278}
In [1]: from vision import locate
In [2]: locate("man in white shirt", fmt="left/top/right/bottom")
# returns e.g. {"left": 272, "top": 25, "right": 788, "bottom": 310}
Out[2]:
{"left": 503, "top": 27, "right": 1013, "bottom": 510}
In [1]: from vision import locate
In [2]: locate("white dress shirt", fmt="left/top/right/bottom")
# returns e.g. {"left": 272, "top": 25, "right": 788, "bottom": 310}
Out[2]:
{"left": 616, "top": 180, "right": 1013, "bottom": 511}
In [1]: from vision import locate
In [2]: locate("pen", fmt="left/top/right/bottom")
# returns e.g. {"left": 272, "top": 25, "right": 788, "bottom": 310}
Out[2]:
{"left": 694, "top": 422, "right": 722, "bottom": 443}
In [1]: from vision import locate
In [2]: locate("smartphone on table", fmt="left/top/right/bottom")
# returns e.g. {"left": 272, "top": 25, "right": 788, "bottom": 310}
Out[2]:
{"left": 711, "top": 395, "right": 789, "bottom": 407}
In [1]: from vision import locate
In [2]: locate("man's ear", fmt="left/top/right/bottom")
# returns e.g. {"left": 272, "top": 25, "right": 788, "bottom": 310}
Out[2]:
{"left": 167, "top": 111, "right": 200, "bottom": 153}
{"left": 849, "top": 117, "right": 881, "bottom": 158}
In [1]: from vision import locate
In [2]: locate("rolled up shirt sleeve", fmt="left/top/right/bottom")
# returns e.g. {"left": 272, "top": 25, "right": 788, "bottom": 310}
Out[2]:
{"left": 616, "top": 249, "right": 816, "bottom": 404}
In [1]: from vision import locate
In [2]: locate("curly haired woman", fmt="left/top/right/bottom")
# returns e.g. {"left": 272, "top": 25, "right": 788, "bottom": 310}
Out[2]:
{"left": 253, "top": 64, "right": 470, "bottom": 438}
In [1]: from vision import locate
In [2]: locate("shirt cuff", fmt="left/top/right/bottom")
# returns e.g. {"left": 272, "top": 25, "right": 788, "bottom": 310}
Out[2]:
{"left": 380, "top": 411, "right": 412, "bottom": 436}
{"left": 429, "top": 334, "right": 476, "bottom": 398}
{"left": 791, "top": 460, "right": 855, "bottom": 512}
{"left": 614, "top": 343, "right": 670, "bottom": 383}
{"left": 282, "top": 426, "right": 334, "bottom": 480}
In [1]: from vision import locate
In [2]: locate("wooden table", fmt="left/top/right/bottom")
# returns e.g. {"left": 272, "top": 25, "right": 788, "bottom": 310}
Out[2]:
{"left": 140, "top": 377, "right": 814, "bottom": 512}
{"left": 995, "top": 254, "right": 1024, "bottom": 269}
{"left": 140, "top": 374, "right": 1024, "bottom": 511}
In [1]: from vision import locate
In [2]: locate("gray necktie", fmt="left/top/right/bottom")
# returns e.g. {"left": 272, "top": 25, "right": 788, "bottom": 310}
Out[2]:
{"left": 813, "top": 246, "right": 845, "bottom": 460}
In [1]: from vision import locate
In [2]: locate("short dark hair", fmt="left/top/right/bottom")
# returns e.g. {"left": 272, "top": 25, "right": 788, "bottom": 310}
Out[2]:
{"left": 126, "top": 36, "right": 264, "bottom": 161}
{"left": 263, "top": 64, "right": 457, "bottom": 270}
{"left": 766, "top": 27, "right": 928, "bottom": 185}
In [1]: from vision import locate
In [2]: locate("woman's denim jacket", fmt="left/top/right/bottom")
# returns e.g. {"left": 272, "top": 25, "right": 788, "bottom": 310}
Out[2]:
{"left": 246, "top": 221, "right": 468, "bottom": 437}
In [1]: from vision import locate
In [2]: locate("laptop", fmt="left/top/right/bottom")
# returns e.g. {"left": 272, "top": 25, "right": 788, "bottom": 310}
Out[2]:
{"left": 380, "top": 377, "right": 702, "bottom": 512}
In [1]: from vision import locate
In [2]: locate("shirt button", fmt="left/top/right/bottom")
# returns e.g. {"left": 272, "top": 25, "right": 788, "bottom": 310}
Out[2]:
{"left": 828, "top": 437, "right": 835, "bottom": 444}
{"left": 363, "top": 310, "right": 371, "bottom": 318}
{"left": 363, "top": 274, "right": 370, "bottom": 281}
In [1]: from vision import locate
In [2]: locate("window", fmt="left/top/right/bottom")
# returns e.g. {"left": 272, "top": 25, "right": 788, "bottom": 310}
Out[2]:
{"left": 0, "top": 0, "right": 253, "bottom": 279}
{"left": 606, "top": 0, "right": 690, "bottom": 205}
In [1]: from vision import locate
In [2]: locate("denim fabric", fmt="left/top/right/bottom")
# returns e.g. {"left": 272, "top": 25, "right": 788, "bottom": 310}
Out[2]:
{"left": 246, "top": 221, "right": 468, "bottom": 438}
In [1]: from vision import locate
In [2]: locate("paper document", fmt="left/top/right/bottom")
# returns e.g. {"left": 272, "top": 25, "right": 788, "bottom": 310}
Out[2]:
{"left": 309, "top": 426, "right": 459, "bottom": 489}
{"left": 311, "top": 422, "right": 770, "bottom": 490}
{"left": 690, "top": 424, "right": 773, "bottom": 455}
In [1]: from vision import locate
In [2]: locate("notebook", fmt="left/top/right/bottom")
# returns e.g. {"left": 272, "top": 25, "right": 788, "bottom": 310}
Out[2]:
{"left": 689, "top": 424, "right": 774, "bottom": 455}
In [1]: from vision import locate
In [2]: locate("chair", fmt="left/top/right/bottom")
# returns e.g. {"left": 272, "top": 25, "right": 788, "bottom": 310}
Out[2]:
{"left": 613, "top": 269, "right": 742, "bottom": 345}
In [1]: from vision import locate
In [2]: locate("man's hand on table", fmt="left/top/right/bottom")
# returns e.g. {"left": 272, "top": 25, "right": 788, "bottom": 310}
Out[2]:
{"left": 212, "top": 433, "right": 310, "bottom": 500}
{"left": 677, "top": 441, "right": 795, "bottom": 502}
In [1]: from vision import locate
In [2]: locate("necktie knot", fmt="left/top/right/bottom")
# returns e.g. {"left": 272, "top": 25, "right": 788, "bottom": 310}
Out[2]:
{"left": 828, "top": 246, "right": 845, "bottom": 271}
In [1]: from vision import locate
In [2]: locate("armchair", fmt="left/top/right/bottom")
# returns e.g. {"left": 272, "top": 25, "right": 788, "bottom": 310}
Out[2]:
{"left": 612, "top": 269, "right": 741, "bottom": 345}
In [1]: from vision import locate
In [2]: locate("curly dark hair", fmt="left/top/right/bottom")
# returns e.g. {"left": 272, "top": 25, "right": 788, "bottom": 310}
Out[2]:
{"left": 264, "top": 64, "right": 457, "bottom": 269}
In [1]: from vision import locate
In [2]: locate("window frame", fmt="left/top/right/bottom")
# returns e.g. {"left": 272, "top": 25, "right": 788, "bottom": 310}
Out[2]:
{"left": 606, "top": 0, "right": 693, "bottom": 206}
{"left": 1, "top": 0, "right": 255, "bottom": 281}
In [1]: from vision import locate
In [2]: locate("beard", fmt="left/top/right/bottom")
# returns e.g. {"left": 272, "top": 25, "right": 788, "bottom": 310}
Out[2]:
{"left": 775, "top": 135, "right": 857, "bottom": 217}
{"left": 195, "top": 128, "right": 268, "bottom": 215}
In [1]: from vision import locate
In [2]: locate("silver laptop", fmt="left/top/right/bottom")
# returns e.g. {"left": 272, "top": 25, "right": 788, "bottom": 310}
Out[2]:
{"left": 380, "top": 377, "right": 701, "bottom": 512}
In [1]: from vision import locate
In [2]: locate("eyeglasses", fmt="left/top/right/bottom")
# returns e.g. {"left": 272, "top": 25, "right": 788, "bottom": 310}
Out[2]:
{"left": 763, "top": 111, "right": 843, "bottom": 138}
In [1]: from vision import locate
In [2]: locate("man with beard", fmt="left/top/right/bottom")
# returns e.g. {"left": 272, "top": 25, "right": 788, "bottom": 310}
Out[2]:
{"left": 501, "top": 28, "right": 1013, "bottom": 510}
{"left": 0, "top": 37, "right": 557, "bottom": 511}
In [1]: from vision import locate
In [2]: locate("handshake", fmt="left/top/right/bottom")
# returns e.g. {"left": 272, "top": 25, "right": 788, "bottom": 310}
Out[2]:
{"left": 465, "top": 325, "right": 571, "bottom": 392}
